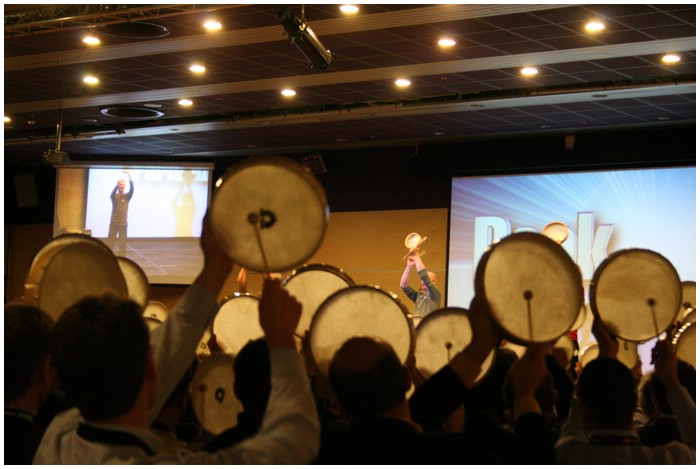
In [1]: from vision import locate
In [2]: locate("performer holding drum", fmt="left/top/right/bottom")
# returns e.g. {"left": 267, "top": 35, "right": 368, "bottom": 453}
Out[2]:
{"left": 400, "top": 240, "right": 441, "bottom": 319}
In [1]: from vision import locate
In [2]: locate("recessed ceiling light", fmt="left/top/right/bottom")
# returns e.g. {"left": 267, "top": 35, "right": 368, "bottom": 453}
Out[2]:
{"left": 178, "top": 99, "right": 193, "bottom": 106}
{"left": 83, "top": 75, "right": 99, "bottom": 85}
{"left": 281, "top": 88, "right": 297, "bottom": 97}
{"left": 395, "top": 78, "right": 411, "bottom": 87}
{"left": 585, "top": 20, "right": 605, "bottom": 32}
{"left": 339, "top": 5, "right": 359, "bottom": 14}
{"left": 83, "top": 35, "right": 101, "bottom": 46}
{"left": 189, "top": 64, "right": 206, "bottom": 74}
{"left": 203, "top": 20, "right": 222, "bottom": 31}
{"left": 521, "top": 66, "right": 538, "bottom": 76}
{"left": 438, "top": 38, "right": 456, "bottom": 47}
{"left": 662, "top": 54, "right": 681, "bottom": 64}
{"left": 4, "top": 116, "right": 11, "bottom": 123}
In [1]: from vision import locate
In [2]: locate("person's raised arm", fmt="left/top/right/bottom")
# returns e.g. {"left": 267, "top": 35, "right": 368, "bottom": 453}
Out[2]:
{"left": 400, "top": 255, "right": 415, "bottom": 289}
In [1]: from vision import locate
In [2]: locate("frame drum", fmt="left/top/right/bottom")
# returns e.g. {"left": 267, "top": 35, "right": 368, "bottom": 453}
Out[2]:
{"left": 283, "top": 264, "right": 355, "bottom": 337}
{"left": 414, "top": 307, "right": 495, "bottom": 384}
{"left": 191, "top": 352, "right": 243, "bottom": 435}
{"left": 590, "top": 249, "right": 681, "bottom": 343}
{"left": 672, "top": 322, "right": 695, "bottom": 369}
{"left": 475, "top": 232, "right": 583, "bottom": 345}
{"left": 117, "top": 257, "right": 150, "bottom": 310}
{"left": 24, "top": 235, "right": 127, "bottom": 321}
{"left": 143, "top": 300, "right": 168, "bottom": 331}
{"left": 213, "top": 294, "right": 264, "bottom": 356}
{"left": 579, "top": 339, "right": 639, "bottom": 369}
{"left": 308, "top": 285, "right": 415, "bottom": 377}
{"left": 210, "top": 155, "right": 329, "bottom": 273}
{"left": 675, "top": 281, "right": 696, "bottom": 324}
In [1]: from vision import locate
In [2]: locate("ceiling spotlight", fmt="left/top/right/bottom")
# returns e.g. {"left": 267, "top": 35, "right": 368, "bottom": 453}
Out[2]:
{"left": 189, "top": 64, "right": 206, "bottom": 73}
{"left": 203, "top": 20, "right": 222, "bottom": 31}
{"left": 178, "top": 99, "right": 193, "bottom": 106}
{"left": 395, "top": 78, "right": 411, "bottom": 87}
{"left": 438, "top": 38, "right": 456, "bottom": 47}
{"left": 662, "top": 54, "right": 681, "bottom": 64}
{"left": 339, "top": 5, "right": 359, "bottom": 14}
{"left": 279, "top": 7, "right": 332, "bottom": 70}
{"left": 83, "top": 35, "right": 101, "bottom": 46}
{"left": 281, "top": 88, "right": 297, "bottom": 97}
{"left": 83, "top": 75, "right": 100, "bottom": 85}
{"left": 4, "top": 116, "right": 11, "bottom": 123}
{"left": 521, "top": 66, "right": 538, "bottom": 76}
{"left": 585, "top": 20, "right": 605, "bottom": 32}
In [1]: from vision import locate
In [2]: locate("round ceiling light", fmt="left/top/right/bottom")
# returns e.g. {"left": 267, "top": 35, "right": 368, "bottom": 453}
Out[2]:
{"left": 97, "top": 22, "right": 170, "bottom": 39}
{"left": 100, "top": 106, "right": 165, "bottom": 118}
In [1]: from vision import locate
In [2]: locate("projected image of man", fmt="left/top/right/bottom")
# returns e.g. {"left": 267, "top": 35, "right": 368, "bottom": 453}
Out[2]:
{"left": 107, "top": 170, "right": 134, "bottom": 255}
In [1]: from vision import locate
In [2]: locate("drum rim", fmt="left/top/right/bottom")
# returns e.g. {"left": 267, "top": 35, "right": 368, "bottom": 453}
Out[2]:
{"left": 589, "top": 248, "right": 682, "bottom": 343}
{"left": 474, "top": 231, "right": 583, "bottom": 345}
{"left": 284, "top": 263, "right": 356, "bottom": 287}
{"left": 308, "top": 284, "right": 416, "bottom": 377}
{"left": 210, "top": 155, "right": 329, "bottom": 273}
{"left": 117, "top": 256, "right": 150, "bottom": 309}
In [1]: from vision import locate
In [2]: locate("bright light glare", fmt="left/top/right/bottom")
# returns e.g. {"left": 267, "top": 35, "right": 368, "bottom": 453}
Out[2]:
{"left": 395, "top": 78, "right": 411, "bottom": 87}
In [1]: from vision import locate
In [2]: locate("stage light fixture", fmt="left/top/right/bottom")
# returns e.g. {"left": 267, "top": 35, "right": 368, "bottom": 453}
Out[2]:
{"left": 279, "top": 7, "right": 332, "bottom": 70}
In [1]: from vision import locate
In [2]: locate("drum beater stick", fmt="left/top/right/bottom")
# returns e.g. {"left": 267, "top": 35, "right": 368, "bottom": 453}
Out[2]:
{"left": 247, "top": 212, "right": 272, "bottom": 276}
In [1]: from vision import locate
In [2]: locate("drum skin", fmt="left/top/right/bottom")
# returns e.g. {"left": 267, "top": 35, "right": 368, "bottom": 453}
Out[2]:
{"left": 673, "top": 322, "right": 695, "bottom": 369}
{"left": 414, "top": 307, "right": 495, "bottom": 383}
{"left": 579, "top": 339, "right": 639, "bottom": 369}
{"left": 590, "top": 248, "right": 681, "bottom": 343}
{"left": 475, "top": 232, "right": 583, "bottom": 345}
{"left": 117, "top": 256, "right": 150, "bottom": 310}
{"left": 191, "top": 352, "right": 243, "bottom": 436}
{"left": 210, "top": 155, "right": 329, "bottom": 273}
{"left": 213, "top": 294, "right": 264, "bottom": 356}
{"left": 308, "top": 285, "right": 415, "bottom": 377}
{"left": 283, "top": 264, "right": 355, "bottom": 337}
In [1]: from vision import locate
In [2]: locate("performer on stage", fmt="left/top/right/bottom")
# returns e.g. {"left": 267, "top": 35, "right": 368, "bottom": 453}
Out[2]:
{"left": 400, "top": 250, "right": 441, "bottom": 317}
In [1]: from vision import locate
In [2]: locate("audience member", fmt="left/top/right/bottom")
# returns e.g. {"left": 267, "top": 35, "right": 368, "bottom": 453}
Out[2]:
{"left": 33, "top": 213, "right": 320, "bottom": 464}
{"left": 316, "top": 295, "right": 555, "bottom": 464}
{"left": 637, "top": 359, "right": 696, "bottom": 447}
{"left": 5, "top": 304, "right": 55, "bottom": 464}
{"left": 555, "top": 312, "right": 696, "bottom": 464}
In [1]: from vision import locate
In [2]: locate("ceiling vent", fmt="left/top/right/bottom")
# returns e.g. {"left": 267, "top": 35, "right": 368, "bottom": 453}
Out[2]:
{"left": 97, "top": 22, "right": 170, "bottom": 39}
{"left": 100, "top": 106, "right": 165, "bottom": 119}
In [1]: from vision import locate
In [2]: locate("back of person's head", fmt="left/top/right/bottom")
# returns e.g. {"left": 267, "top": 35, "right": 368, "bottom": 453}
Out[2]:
{"left": 51, "top": 293, "right": 150, "bottom": 421}
{"left": 233, "top": 338, "right": 271, "bottom": 415}
{"left": 328, "top": 337, "right": 408, "bottom": 418}
{"left": 649, "top": 359, "right": 696, "bottom": 414}
{"left": 576, "top": 357, "right": 636, "bottom": 429}
{"left": 5, "top": 304, "right": 54, "bottom": 403}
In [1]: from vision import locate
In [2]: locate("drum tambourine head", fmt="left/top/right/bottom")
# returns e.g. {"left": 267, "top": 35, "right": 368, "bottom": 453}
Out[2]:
{"left": 542, "top": 221, "right": 569, "bottom": 244}
{"left": 210, "top": 155, "right": 329, "bottom": 272}
{"left": 475, "top": 231, "right": 583, "bottom": 344}
{"left": 191, "top": 352, "right": 243, "bottom": 435}
{"left": 405, "top": 232, "right": 427, "bottom": 250}
{"left": 589, "top": 248, "right": 681, "bottom": 343}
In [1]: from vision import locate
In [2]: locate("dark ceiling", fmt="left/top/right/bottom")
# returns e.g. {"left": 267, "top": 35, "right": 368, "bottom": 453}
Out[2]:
{"left": 4, "top": 4, "right": 696, "bottom": 167}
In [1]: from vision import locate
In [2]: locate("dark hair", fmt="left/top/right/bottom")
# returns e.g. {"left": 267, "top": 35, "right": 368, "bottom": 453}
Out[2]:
{"left": 4, "top": 304, "right": 54, "bottom": 402}
{"left": 50, "top": 294, "right": 150, "bottom": 420}
{"left": 328, "top": 337, "right": 407, "bottom": 418}
{"left": 233, "top": 338, "right": 271, "bottom": 415}
{"left": 576, "top": 357, "right": 636, "bottom": 428}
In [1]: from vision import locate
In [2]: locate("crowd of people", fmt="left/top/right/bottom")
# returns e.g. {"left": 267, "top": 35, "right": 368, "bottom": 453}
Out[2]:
{"left": 5, "top": 212, "right": 696, "bottom": 464}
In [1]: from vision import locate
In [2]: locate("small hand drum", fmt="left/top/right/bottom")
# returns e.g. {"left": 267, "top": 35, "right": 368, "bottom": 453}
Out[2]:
{"left": 308, "top": 285, "right": 415, "bottom": 377}
{"left": 143, "top": 300, "right": 168, "bottom": 332}
{"left": 672, "top": 321, "right": 695, "bottom": 369}
{"left": 24, "top": 235, "right": 128, "bottom": 321}
{"left": 475, "top": 232, "right": 583, "bottom": 345}
{"left": 675, "top": 281, "right": 696, "bottom": 324}
{"left": 191, "top": 352, "right": 243, "bottom": 436}
{"left": 578, "top": 339, "right": 639, "bottom": 369}
{"left": 213, "top": 294, "right": 264, "bottom": 356}
{"left": 210, "top": 155, "right": 329, "bottom": 273}
{"left": 403, "top": 232, "right": 427, "bottom": 259}
{"left": 117, "top": 256, "right": 150, "bottom": 310}
{"left": 414, "top": 307, "right": 495, "bottom": 384}
{"left": 283, "top": 263, "right": 355, "bottom": 337}
{"left": 590, "top": 249, "right": 681, "bottom": 343}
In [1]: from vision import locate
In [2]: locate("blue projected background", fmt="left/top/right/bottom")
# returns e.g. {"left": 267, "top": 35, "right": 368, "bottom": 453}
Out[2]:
{"left": 447, "top": 166, "right": 696, "bottom": 308}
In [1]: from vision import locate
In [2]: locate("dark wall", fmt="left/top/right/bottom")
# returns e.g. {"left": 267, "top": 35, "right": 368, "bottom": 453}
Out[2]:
{"left": 4, "top": 124, "right": 695, "bottom": 225}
